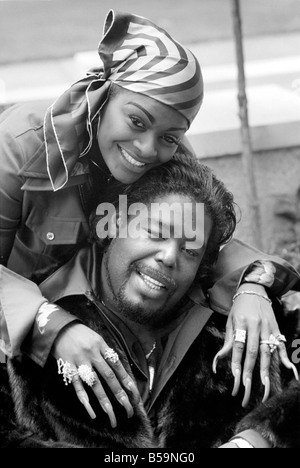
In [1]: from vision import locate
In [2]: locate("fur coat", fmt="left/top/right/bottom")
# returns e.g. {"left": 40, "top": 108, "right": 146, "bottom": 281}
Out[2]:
{"left": 1, "top": 295, "right": 300, "bottom": 448}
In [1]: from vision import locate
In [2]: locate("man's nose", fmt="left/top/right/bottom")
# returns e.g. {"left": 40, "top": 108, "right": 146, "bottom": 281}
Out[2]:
{"left": 155, "top": 240, "right": 178, "bottom": 268}
{"left": 134, "top": 133, "right": 158, "bottom": 161}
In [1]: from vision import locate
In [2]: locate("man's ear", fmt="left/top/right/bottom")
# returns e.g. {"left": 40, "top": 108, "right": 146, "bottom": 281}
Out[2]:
{"left": 107, "top": 212, "right": 126, "bottom": 238}
{"left": 106, "top": 211, "right": 117, "bottom": 238}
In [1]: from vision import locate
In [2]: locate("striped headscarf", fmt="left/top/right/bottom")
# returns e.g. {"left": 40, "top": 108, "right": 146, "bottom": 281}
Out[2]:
{"left": 44, "top": 10, "right": 203, "bottom": 191}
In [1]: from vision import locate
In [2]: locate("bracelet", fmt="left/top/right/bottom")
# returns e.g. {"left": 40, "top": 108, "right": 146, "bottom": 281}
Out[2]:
{"left": 229, "top": 437, "right": 255, "bottom": 448}
{"left": 232, "top": 290, "right": 272, "bottom": 304}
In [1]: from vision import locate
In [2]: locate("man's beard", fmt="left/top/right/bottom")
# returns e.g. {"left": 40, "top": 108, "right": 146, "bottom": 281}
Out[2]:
{"left": 116, "top": 282, "right": 176, "bottom": 327}
{"left": 103, "top": 250, "right": 176, "bottom": 328}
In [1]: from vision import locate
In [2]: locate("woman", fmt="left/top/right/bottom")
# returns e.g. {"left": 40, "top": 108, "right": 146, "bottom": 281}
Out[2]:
{"left": 0, "top": 9, "right": 298, "bottom": 423}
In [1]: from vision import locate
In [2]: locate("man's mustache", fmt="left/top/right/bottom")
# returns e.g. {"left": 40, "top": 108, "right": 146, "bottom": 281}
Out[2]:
{"left": 132, "top": 261, "right": 177, "bottom": 293}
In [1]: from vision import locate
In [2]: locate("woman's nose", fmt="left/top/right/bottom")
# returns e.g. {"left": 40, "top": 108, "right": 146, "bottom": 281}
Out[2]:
{"left": 134, "top": 133, "right": 158, "bottom": 161}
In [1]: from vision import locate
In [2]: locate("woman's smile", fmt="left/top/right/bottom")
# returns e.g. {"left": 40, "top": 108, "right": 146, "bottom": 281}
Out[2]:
{"left": 118, "top": 145, "right": 147, "bottom": 169}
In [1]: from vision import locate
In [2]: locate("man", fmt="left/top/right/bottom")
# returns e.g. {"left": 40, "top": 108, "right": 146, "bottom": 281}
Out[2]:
{"left": 1, "top": 153, "right": 300, "bottom": 448}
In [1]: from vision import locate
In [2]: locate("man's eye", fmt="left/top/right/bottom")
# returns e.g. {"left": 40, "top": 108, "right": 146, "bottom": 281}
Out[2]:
{"left": 184, "top": 247, "right": 199, "bottom": 257}
{"left": 147, "top": 229, "right": 167, "bottom": 240}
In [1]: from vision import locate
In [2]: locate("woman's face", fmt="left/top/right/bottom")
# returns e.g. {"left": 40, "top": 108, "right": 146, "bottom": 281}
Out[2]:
{"left": 97, "top": 87, "right": 189, "bottom": 184}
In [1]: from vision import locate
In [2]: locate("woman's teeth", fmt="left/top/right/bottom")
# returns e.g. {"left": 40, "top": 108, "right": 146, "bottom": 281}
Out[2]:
{"left": 140, "top": 272, "right": 165, "bottom": 290}
{"left": 120, "top": 147, "right": 146, "bottom": 167}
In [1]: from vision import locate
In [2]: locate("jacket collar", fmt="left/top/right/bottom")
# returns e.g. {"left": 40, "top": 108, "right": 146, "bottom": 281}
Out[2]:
{"left": 39, "top": 244, "right": 99, "bottom": 301}
{"left": 18, "top": 141, "right": 90, "bottom": 191}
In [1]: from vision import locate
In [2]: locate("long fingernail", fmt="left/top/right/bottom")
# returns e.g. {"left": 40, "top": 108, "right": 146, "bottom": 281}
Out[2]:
{"left": 291, "top": 363, "right": 299, "bottom": 381}
{"left": 126, "top": 381, "right": 140, "bottom": 401}
{"left": 242, "top": 378, "right": 252, "bottom": 408}
{"left": 282, "top": 356, "right": 299, "bottom": 381}
{"left": 103, "top": 403, "right": 117, "bottom": 428}
{"left": 120, "top": 396, "right": 134, "bottom": 418}
{"left": 78, "top": 395, "right": 96, "bottom": 419}
{"left": 262, "top": 376, "right": 270, "bottom": 403}
{"left": 212, "top": 354, "right": 219, "bottom": 374}
{"left": 232, "top": 368, "right": 241, "bottom": 396}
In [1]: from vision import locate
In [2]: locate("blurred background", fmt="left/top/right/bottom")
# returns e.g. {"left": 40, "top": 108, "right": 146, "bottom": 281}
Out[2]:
{"left": 1, "top": 0, "right": 300, "bottom": 264}
{"left": 1, "top": 0, "right": 300, "bottom": 63}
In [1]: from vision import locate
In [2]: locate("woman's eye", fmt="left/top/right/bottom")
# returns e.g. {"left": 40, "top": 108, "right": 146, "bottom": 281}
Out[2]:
{"left": 130, "top": 115, "right": 145, "bottom": 129}
{"left": 162, "top": 135, "right": 180, "bottom": 145}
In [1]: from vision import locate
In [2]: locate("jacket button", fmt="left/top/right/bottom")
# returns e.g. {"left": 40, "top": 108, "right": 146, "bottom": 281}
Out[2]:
{"left": 46, "top": 232, "right": 55, "bottom": 241}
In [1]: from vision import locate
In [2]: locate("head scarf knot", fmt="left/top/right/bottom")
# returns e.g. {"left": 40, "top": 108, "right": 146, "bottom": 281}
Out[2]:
{"left": 44, "top": 9, "right": 203, "bottom": 191}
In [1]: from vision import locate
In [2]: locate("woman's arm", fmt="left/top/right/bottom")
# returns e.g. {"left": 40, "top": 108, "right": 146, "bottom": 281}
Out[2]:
{"left": 210, "top": 238, "right": 300, "bottom": 406}
{"left": 208, "top": 238, "right": 300, "bottom": 314}
{"left": 0, "top": 111, "right": 25, "bottom": 265}
{"left": 0, "top": 265, "right": 140, "bottom": 424}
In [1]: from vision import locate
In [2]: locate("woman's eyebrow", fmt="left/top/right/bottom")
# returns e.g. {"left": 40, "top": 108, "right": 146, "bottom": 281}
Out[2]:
{"left": 127, "top": 101, "right": 155, "bottom": 123}
{"left": 126, "top": 102, "right": 187, "bottom": 131}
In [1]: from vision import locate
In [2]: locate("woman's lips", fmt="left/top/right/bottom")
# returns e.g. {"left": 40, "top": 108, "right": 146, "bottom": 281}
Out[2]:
{"left": 118, "top": 145, "right": 147, "bottom": 168}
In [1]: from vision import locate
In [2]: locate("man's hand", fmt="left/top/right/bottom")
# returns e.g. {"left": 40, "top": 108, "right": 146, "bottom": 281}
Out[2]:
{"left": 52, "top": 323, "right": 141, "bottom": 425}
{"left": 212, "top": 283, "right": 299, "bottom": 407}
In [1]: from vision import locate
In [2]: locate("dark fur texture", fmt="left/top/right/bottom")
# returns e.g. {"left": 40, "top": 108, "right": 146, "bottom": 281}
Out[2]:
{"left": 1, "top": 295, "right": 300, "bottom": 448}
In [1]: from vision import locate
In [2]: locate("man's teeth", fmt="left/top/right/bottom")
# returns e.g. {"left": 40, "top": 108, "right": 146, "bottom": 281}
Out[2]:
{"left": 120, "top": 148, "right": 146, "bottom": 167}
{"left": 140, "top": 272, "right": 165, "bottom": 290}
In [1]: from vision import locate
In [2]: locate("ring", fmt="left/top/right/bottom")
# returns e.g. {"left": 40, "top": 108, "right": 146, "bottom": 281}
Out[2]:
{"left": 77, "top": 364, "right": 97, "bottom": 387}
{"left": 260, "top": 334, "right": 280, "bottom": 353}
{"left": 276, "top": 333, "right": 287, "bottom": 343}
{"left": 57, "top": 358, "right": 77, "bottom": 385}
{"left": 104, "top": 347, "right": 119, "bottom": 364}
{"left": 233, "top": 329, "right": 247, "bottom": 344}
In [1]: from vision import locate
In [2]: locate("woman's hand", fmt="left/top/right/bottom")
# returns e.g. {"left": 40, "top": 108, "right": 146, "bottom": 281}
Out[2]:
{"left": 212, "top": 283, "right": 299, "bottom": 407}
{"left": 52, "top": 323, "right": 141, "bottom": 426}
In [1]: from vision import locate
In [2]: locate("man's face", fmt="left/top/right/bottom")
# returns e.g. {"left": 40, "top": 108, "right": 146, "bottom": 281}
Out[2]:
{"left": 100, "top": 193, "right": 212, "bottom": 328}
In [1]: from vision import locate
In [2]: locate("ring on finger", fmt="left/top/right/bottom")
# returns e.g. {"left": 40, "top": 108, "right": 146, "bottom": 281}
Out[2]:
{"left": 260, "top": 334, "right": 280, "bottom": 354}
{"left": 275, "top": 333, "right": 287, "bottom": 343}
{"left": 233, "top": 329, "right": 247, "bottom": 344}
{"left": 57, "top": 358, "right": 77, "bottom": 385}
{"left": 78, "top": 364, "right": 97, "bottom": 387}
{"left": 104, "top": 347, "right": 119, "bottom": 364}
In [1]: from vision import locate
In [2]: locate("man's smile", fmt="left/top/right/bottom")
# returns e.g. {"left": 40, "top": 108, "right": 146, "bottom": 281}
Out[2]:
{"left": 139, "top": 272, "right": 165, "bottom": 290}
{"left": 133, "top": 263, "right": 177, "bottom": 293}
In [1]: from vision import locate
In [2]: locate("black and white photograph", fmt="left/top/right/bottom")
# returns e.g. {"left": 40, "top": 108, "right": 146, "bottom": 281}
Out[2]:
{"left": 0, "top": 0, "right": 300, "bottom": 451}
